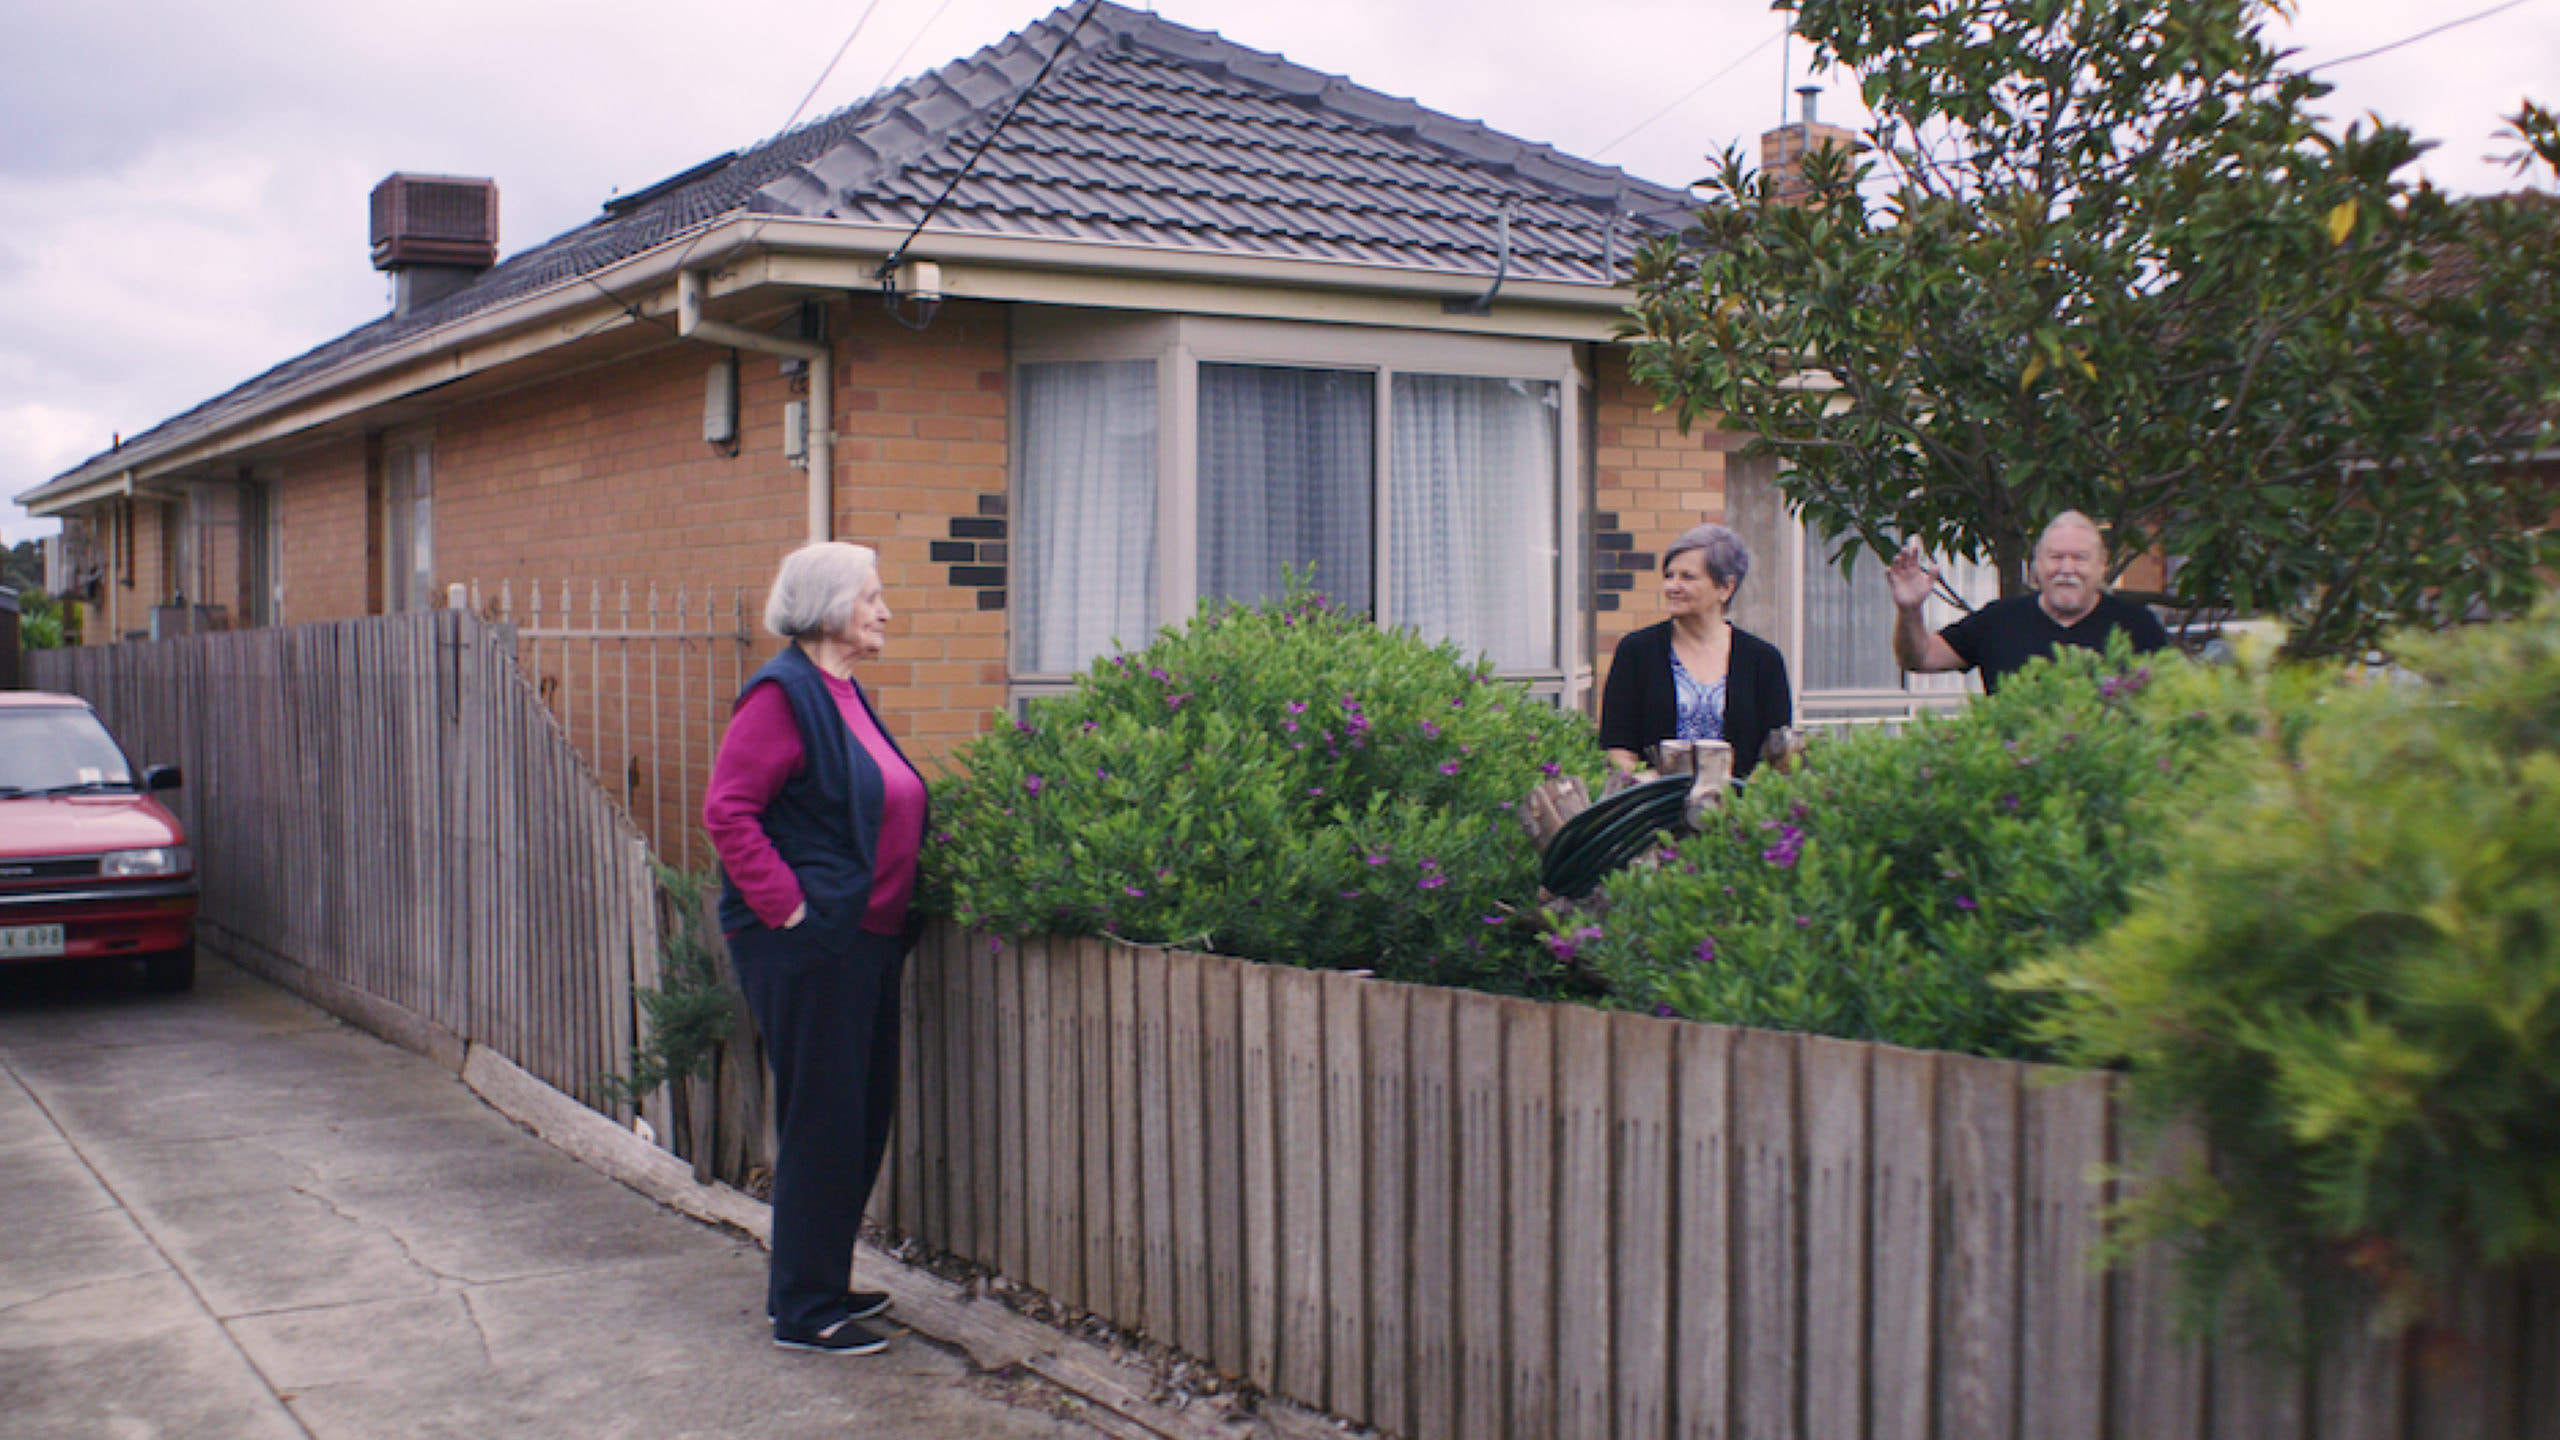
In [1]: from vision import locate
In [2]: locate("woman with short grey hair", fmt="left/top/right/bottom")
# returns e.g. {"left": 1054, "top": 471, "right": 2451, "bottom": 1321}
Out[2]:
{"left": 1598, "top": 522, "right": 1793, "bottom": 779}
{"left": 704, "top": 541, "right": 929, "bottom": 1355}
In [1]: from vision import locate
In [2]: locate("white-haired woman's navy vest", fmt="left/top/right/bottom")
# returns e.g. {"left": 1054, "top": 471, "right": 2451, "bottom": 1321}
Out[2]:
{"left": 716, "top": 644, "right": 888, "bottom": 957}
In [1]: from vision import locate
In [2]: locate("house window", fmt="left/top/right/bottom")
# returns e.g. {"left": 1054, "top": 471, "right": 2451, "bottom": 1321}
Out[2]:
{"left": 1011, "top": 314, "right": 1581, "bottom": 704}
{"left": 381, "top": 433, "right": 435, "bottom": 612}
{"left": 1725, "top": 456, "right": 1998, "bottom": 727}
{"left": 1197, "top": 363, "right": 1372, "bottom": 614}
{"left": 1014, "top": 361, "right": 1157, "bottom": 675}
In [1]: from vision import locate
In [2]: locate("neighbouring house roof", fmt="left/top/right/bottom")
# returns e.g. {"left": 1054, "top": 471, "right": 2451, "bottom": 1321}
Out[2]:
{"left": 20, "top": 0, "right": 1693, "bottom": 513}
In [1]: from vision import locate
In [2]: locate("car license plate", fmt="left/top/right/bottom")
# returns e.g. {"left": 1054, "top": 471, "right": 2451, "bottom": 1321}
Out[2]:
{"left": 0, "top": 924, "right": 66, "bottom": 958}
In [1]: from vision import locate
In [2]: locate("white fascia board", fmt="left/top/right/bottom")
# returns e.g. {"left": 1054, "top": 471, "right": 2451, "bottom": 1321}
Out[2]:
{"left": 17, "top": 212, "right": 1644, "bottom": 511}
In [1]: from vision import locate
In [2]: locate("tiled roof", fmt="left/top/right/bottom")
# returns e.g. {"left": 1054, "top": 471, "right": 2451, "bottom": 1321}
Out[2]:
{"left": 28, "top": 0, "right": 1691, "bottom": 500}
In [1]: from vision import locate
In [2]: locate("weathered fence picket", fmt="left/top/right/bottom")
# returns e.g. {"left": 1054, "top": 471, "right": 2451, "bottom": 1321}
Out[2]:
{"left": 33, "top": 613, "right": 658, "bottom": 1124}
{"left": 874, "top": 920, "right": 2546, "bottom": 1440}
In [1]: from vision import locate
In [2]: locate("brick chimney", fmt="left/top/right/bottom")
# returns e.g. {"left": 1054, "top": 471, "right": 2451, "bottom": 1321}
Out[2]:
{"left": 1760, "top": 86, "right": 1855, "bottom": 206}
{"left": 370, "top": 173, "right": 499, "bottom": 317}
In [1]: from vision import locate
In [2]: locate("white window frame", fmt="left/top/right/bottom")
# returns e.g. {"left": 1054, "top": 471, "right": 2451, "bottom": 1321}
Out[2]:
{"left": 381, "top": 429, "right": 435, "bottom": 614}
{"left": 1009, "top": 312, "right": 1587, "bottom": 710}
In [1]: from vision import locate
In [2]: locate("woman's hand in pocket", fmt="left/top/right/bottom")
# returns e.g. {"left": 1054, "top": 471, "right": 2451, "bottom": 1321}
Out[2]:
{"left": 783, "top": 902, "right": 807, "bottom": 930}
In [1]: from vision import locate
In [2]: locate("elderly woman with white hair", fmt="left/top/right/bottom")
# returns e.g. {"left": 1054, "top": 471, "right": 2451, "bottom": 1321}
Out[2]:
{"left": 703, "top": 541, "right": 928, "bottom": 1356}
{"left": 1598, "top": 522, "right": 1793, "bottom": 780}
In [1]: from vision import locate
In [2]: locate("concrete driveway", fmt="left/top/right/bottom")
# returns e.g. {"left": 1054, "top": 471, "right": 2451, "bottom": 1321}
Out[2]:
{"left": 0, "top": 954, "right": 1112, "bottom": 1440}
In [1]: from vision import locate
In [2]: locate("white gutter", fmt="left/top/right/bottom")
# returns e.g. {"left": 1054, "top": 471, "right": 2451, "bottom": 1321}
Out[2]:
{"left": 676, "top": 269, "right": 832, "bottom": 542}
{"left": 19, "top": 212, "right": 1649, "bottom": 517}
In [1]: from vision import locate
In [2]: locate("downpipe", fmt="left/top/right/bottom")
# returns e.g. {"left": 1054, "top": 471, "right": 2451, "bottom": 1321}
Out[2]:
{"left": 677, "top": 270, "right": 833, "bottom": 542}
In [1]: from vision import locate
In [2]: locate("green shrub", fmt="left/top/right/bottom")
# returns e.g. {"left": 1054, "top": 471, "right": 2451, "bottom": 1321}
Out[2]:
{"left": 922, "top": 586, "right": 1601, "bottom": 990}
{"left": 1579, "top": 640, "right": 2213, "bottom": 1058}
{"left": 2014, "top": 604, "right": 2560, "bottom": 1343}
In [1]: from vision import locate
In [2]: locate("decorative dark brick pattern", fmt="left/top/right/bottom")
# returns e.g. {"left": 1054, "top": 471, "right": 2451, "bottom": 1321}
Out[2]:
{"left": 1618, "top": 551, "right": 1656, "bottom": 571}
{"left": 1597, "top": 593, "right": 1620, "bottom": 612}
{"left": 977, "top": 590, "right": 1007, "bottom": 611}
{"left": 931, "top": 540, "right": 977, "bottom": 563}
{"left": 951, "top": 517, "right": 1006, "bottom": 540}
{"left": 977, "top": 493, "right": 1007, "bottom": 517}
{"left": 950, "top": 565, "right": 1007, "bottom": 588}
{"left": 1597, "top": 572, "right": 1635, "bottom": 592}
{"left": 978, "top": 543, "right": 1007, "bottom": 564}
{"left": 1596, "top": 531, "right": 1632, "bottom": 553}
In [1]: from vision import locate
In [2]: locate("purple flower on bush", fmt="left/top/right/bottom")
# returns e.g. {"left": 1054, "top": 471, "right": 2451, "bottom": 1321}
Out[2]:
{"left": 1450, "top": 697, "right": 1465, "bottom": 710}
{"left": 1695, "top": 937, "right": 1717, "bottom": 964}
{"left": 1096, "top": 768, "right": 1111, "bottom": 782}
{"left": 1340, "top": 889, "right": 1361, "bottom": 900}
{"left": 1148, "top": 666, "right": 1170, "bottom": 682}
{"left": 1653, "top": 1002, "right": 1681, "bottom": 1019}
{"left": 1795, "top": 915, "right": 1813, "bottom": 929}
{"left": 1082, "top": 720, "right": 1098, "bottom": 732}
{"left": 1124, "top": 885, "right": 1147, "bottom": 898}
{"left": 1014, "top": 717, "right": 1037, "bottom": 736}
{"left": 1789, "top": 802, "right": 1809, "bottom": 824}
{"left": 1285, "top": 700, "right": 1308, "bottom": 715}
{"left": 1366, "top": 853, "right": 1390, "bottom": 866}
{"left": 1540, "top": 761, "right": 1561, "bottom": 778}
{"left": 1481, "top": 914, "right": 1506, "bottom": 926}
{"left": 1023, "top": 775, "right": 1044, "bottom": 796}
{"left": 1283, "top": 720, "right": 1299, "bottom": 733}
{"left": 1759, "top": 821, "right": 1804, "bottom": 868}
{"left": 2000, "top": 793, "right": 2019, "bottom": 812}
{"left": 1955, "top": 895, "right": 1978, "bottom": 912}
{"left": 1418, "top": 875, "right": 1447, "bottom": 890}
{"left": 1420, "top": 720, "right": 1442, "bottom": 739}
{"left": 1439, "top": 761, "right": 1462, "bottom": 776}
{"left": 1543, "top": 933, "right": 1580, "bottom": 963}
{"left": 1165, "top": 693, "right": 1190, "bottom": 711}
{"left": 1307, "top": 786, "right": 1324, "bottom": 797}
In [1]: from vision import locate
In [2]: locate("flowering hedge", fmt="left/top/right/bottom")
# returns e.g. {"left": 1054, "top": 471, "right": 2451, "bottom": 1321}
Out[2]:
{"left": 2016, "top": 605, "right": 2560, "bottom": 1343}
{"left": 1576, "top": 640, "right": 2215, "bottom": 1059}
{"left": 920, "top": 588, "right": 1600, "bottom": 991}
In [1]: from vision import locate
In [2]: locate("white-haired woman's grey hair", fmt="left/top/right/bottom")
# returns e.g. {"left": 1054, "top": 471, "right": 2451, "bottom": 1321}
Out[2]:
{"left": 762, "top": 541, "right": 880, "bottom": 640}
{"left": 1662, "top": 523, "right": 1751, "bottom": 592}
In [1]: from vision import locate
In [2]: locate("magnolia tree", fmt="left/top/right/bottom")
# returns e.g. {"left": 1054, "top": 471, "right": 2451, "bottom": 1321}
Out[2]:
{"left": 1625, "top": 0, "right": 2560, "bottom": 656}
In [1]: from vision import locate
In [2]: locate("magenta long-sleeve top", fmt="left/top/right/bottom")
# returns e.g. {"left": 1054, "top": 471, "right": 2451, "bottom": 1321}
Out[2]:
{"left": 702, "top": 670, "right": 927, "bottom": 937}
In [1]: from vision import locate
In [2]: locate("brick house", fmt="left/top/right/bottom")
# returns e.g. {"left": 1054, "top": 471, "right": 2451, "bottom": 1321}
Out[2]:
{"left": 16, "top": 2, "right": 1971, "bottom": 798}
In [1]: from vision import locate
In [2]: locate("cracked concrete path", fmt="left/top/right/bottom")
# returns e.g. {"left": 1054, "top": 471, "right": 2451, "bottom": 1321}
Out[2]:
{"left": 0, "top": 955, "right": 1115, "bottom": 1440}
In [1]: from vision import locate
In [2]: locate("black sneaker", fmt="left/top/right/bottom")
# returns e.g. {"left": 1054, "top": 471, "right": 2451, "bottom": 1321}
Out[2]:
{"left": 767, "top": 1290, "right": 890, "bottom": 1323}
{"left": 774, "top": 1317, "right": 888, "bottom": 1355}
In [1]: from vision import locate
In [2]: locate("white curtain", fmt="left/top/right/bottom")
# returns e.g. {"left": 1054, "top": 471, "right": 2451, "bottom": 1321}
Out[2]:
{"left": 1803, "top": 524, "right": 1900, "bottom": 691}
{"left": 1801, "top": 524, "right": 1999, "bottom": 693}
{"left": 1198, "top": 364, "right": 1373, "bottom": 614}
{"left": 1389, "top": 374, "right": 1558, "bottom": 671}
{"left": 1016, "top": 360, "right": 1158, "bottom": 675}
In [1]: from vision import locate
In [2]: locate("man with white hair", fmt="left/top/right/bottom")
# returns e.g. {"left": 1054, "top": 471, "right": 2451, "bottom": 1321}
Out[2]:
{"left": 1886, "top": 511, "right": 2167, "bottom": 693}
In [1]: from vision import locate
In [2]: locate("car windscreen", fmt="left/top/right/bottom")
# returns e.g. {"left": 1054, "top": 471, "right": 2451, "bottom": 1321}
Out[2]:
{"left": 0, "top": 708, "right": 137, "bottom": 795}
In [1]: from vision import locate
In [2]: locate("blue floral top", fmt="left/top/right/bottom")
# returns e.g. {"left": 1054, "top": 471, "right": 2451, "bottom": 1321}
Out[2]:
{"left": 1670, "top": 652, "right": 1727, "bottom": 744}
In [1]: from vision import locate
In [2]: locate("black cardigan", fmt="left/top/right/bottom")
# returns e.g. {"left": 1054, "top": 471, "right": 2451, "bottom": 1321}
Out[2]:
{"left": 1597, "top": 621, "right": 1793, "bottom": 778}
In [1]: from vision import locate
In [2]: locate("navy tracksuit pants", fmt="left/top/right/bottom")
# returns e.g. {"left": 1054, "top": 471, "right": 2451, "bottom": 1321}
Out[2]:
{"left": 729, "top": 924, "right": 905, "bottom": 1333}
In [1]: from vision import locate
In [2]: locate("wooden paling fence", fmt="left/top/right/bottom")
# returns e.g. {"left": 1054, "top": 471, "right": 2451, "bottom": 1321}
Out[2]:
{"left": 31, "top": 613, "right": 661, "bottom": 1115}
{"left": 880, "top": 922, "right": 2558, "bottom": 1440}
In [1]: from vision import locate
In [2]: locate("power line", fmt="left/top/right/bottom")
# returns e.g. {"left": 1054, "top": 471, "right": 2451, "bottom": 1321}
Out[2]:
{"left": 875, "top": 0, "right": 966, "bottom": 95}
{"left": 1592, "top": 25, "right": 1789, "bottom": 161}
{"left": 2303, "top": 0, "right": 2541, "bottom": 71}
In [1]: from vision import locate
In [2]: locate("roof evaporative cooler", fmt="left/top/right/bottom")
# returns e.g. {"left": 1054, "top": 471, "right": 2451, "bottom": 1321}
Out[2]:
{"left": 369, "top": 174, "right": 499, "bottom": 271}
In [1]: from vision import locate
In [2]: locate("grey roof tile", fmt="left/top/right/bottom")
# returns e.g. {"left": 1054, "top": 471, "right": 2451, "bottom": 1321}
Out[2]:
{"left": 36, "top": 0, "right": 1689, "bottom": 496}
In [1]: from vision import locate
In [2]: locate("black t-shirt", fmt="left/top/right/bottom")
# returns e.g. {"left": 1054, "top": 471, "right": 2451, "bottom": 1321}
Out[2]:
{"left": 1940, "top": 592, "right": 2168, "bottom": 693}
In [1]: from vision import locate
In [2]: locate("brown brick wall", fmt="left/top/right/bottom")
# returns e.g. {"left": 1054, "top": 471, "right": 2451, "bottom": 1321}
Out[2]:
{"left": 411, "top": 298, "right": 1007, "bottom": 767}
{"left": 1590, "top": 346, "right": 1738, "bottom": 699}
{"left": 275, "top": 439, "right": 371, "bottom": 624}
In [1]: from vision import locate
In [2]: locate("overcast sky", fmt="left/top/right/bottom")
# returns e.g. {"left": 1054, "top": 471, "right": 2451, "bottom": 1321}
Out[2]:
{"left": 4, "top": 0, "right": 2553, "bottom": 546}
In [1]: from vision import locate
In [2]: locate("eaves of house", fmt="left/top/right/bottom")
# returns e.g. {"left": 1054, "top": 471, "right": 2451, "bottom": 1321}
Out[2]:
{"left": 16, "top": 0, "right": 1693, "bottom": 519}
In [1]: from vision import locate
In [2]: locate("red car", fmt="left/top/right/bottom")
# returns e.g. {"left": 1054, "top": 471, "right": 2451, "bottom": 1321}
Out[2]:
{"left": 0, "top": 692, "right": 197, "bottom": 992}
